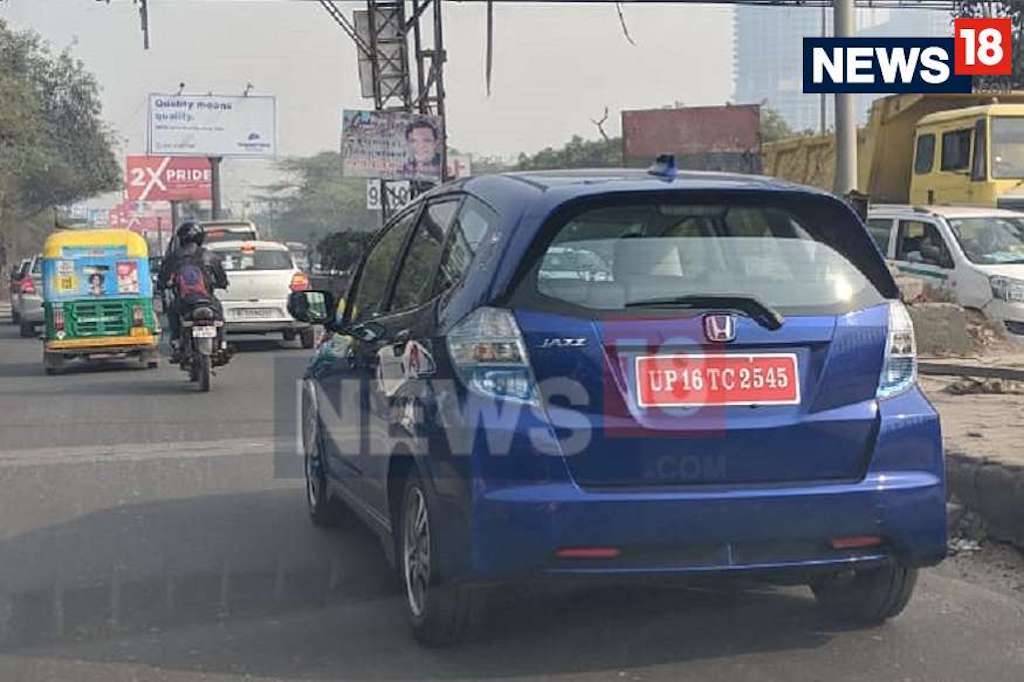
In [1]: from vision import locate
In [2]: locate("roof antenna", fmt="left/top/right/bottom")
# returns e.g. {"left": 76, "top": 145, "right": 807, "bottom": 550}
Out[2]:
{"left": 648, "top": 154, "right": 677, "bottom": 180}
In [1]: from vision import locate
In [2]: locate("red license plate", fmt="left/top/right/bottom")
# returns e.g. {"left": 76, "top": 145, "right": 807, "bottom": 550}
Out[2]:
{"left": 635, "top": 353, "right": 800, "bottom": 407}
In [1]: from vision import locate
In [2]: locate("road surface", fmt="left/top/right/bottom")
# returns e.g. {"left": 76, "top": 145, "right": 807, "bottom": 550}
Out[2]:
{"left": 1, "top": 303, "right": 1022, "bottom": 681}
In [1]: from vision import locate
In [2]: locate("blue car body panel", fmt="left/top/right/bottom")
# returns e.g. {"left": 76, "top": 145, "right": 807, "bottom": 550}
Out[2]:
{"left": 306, "top": 170, "right": 946, "bottom": 585}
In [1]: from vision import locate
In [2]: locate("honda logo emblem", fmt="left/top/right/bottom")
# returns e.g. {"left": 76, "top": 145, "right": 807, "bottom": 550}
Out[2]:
{"left": 703, "top": 314, "right": 737, "bottom": 343}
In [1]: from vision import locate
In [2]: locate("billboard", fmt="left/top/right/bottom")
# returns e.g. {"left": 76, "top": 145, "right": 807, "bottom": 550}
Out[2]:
{"left": 126, "top": 156, "right": 212, "bottom": 202}
{"left": 622, "top": 104, "right": 762, "bottom": 174}
{"left": 147, "top": 94, "right": 277, "bottom": 157}
{"left": 341, "top": 109, "right": 443, "bottom": 182}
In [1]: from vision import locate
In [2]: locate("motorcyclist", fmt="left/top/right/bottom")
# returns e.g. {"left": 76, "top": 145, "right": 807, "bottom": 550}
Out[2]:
{"left": 157, "top": 221, "right": 229, "bottom": 362}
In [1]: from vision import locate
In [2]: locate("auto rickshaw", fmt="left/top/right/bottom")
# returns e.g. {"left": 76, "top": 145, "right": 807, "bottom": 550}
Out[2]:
{"left": 41, "top": 229, "right": 160, "bottom": 374}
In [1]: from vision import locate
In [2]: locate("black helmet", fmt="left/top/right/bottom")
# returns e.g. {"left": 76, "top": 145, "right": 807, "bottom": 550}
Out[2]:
{"left": 176, "top": 220, "right": 204, "bottom": 247}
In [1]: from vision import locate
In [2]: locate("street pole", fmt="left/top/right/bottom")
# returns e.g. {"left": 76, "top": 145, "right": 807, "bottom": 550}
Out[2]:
{"left": 833, "top": 0, "right": 857, "bottom": 195}
{"left": 209, "top": 156, "right": 223, "bottom": 220}
{"left": 157, "top": 216, "right": 163, "bottom": 254}
{"left": 170, "top": 200, "right": 180, "bottom": 232}
{"left": 820, "top": 5, "right": 827, "bottom": 134}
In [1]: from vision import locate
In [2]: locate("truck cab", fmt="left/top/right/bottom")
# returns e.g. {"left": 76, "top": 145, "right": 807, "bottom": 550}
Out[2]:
{"left": 910, "top": 104, "right": 1024, "bottom": 210}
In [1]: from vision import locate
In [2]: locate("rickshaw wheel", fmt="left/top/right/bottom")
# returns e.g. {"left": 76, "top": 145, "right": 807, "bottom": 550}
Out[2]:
{"left": 43, "top": 353, "right": 64, "bottom": 376}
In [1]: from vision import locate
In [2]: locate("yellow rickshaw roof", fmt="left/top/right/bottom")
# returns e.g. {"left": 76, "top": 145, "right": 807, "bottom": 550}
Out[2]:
{"left": 43, "top": 229, "right": 149, "bottom": 258}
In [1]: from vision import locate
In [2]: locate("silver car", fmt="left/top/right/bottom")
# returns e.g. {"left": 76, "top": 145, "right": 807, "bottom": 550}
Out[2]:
{"left": 12, "top": 254, "right": 43, "bottom": 338}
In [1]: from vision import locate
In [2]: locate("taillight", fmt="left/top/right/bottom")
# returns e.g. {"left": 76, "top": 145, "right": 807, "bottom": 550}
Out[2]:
{"left": 53, "top": 306, "right": 64, "bottom": 332}
{"left": 133, "top": 305, "right": 145, "bottom": 327}
{"left": 446, "top": 307, "right": 539, "bottom": 404}
{"left": 877, "top": 301, "right": 916, "bottom": 399}
{"left": 20, "top": 278, "right": 35, "bottom": 294}
{"left": 290, "top": 272, "right": 310, "bottom": 292}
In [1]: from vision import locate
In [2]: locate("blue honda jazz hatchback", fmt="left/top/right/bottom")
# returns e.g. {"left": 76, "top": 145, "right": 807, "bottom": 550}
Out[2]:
{"left": 289, "top": 164, "right": 946, "bottom": 646}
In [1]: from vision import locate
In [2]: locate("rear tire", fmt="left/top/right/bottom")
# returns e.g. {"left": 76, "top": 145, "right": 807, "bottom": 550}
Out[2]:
{"left": 302, "top": 390, "right": 346, "bottom": 527}
{"left": 283, "top": 329, "right": 296, "bottom": 343}
{"left": 401, "top": 474, "right": 479, "bottom": 647}
{"left": 43, "top": 353, "right": 64, "bottom": 376}
{"left": 196, "top": 354, "right": 211, "bottom": 392}
{"left": 300, "top": 327, "right": 316, "bottom": 349}
{"left": 811, "top": 563, "right": 918, "bottom": 625}
{"left": 19, "top": 321, "right": 35, "bottom": 338}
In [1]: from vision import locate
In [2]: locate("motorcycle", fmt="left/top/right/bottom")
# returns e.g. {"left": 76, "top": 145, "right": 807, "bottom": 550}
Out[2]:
{"left": 178, "top": 304, "right": 232, "bottom": 392}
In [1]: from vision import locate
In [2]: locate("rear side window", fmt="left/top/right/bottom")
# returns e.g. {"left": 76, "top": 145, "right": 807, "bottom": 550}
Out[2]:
{"left": 350, "top": 208, "right": 418, "bottom": 321}
{"left": 914, "top": 134, "right": 935, "bottom": 174}
{"left": 941, "top": 129, "right": 972, "bottom": 171}
{"left": 518, "top": 198, "right": 890, "bottom": 316}
{"left": 391, "top": 199, "right": 459, "bottom": 311}
{"left": 219, "top": 249, "right": 294, "bottom": 271}
{"left": 866, "top": 218, "right": 894, "bottom": 254}
{"left": 432, "top": 196, "right": 495, "bottom": 296}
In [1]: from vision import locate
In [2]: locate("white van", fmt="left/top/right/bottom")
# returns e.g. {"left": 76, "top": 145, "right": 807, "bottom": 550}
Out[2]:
{"left": 866, "top": 205, "right": 1024, "bottom": 337}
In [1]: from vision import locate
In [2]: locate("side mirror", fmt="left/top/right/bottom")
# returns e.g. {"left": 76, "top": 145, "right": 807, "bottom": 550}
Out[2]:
{"left": 288, "top": 290, "right": 335, "bottom": 325}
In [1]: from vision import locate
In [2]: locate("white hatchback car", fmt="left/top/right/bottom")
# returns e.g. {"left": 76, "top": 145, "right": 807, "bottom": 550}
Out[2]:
{"left": 867, "top": 204, "right": 1024, "bottom": 337}
{"left": 207, "top": 240, "right": 315, "bottom": 347}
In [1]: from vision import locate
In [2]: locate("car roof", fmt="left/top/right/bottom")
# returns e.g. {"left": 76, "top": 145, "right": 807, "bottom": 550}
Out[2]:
{"left": 207, "top": 239, "right": 289, "bottom": 251}
{"left": 421, "top": 168, "right": 828, "bottom": 209}
{"left": 869, "top": 204, "right": 1024, "bottom": 219}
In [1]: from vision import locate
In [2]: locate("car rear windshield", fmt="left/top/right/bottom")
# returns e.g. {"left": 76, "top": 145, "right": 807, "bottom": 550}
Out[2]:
{"left": 517, "top": 197, "right": 890, "bottom": 316}
{"left": 205, "top": 229, "right": 257, "bottom": 244}
{"left": 218, "top": 249, "right": 293, "bottom": 271}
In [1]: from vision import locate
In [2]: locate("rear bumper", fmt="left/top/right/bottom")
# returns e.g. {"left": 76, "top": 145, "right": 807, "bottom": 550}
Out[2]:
{"left": 456, "top": 387, "right": 946, "bottom": 583}
{"left": 223, "top": 320, "right": 308, "bottom": 334}
{"left": 46, "top": 335, "right": 158, "bottom": 355}
{"left": 470, "top": 471, "right": 944, "bottom": 581}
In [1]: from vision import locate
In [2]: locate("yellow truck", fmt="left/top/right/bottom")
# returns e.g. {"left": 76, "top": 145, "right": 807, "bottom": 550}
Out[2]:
{"left": 762, "top": 93, "right": 1024, "bottom": 210}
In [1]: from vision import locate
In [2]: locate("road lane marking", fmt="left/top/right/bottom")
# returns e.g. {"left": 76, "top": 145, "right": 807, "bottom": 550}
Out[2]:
{"left": 0, "top": 438, "right": 299, "bottom": 468}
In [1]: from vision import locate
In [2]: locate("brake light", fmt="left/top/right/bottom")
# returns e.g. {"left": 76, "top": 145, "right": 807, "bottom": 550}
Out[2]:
{"left": 877, "top": 301, "right": 917, "bottom": 399}
{"left": 20, "top": 278, "right": 35, "bottom": 294}
{"left": 290, "top": 272, "right": 310, "bottom": 292}
{"left": 446, "top": 307, "right": 539, "bottom": 404}
{"left": 133, "top": 305, "right": 145, "bottom": 327}
{"left": 53, "top": 306, "right": 64, "bottom": 332}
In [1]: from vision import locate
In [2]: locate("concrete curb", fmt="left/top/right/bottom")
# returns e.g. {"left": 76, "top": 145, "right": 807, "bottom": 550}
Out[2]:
{"left": 946, "top": 450, "right": 1024, "bottom": 549}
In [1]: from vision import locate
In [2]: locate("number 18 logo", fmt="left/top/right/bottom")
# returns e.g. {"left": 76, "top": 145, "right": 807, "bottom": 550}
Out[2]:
{"left": 955, "top": 18, "right": 1013, "bottom": 76}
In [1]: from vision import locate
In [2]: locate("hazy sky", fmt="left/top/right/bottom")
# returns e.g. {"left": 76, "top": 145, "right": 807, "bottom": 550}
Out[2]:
{"left": 1, "top": 0, "right": 734, "bottom": 158}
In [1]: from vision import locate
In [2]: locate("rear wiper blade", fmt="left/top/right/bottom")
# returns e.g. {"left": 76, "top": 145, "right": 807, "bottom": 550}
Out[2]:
{"left": 624, "top": 294, "right": 785, "bottom": 330}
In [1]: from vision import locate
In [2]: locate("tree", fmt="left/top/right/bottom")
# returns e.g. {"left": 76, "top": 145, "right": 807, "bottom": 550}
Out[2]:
{"left": 251, "top": 152, "right": 378, "bottom": 248}
{"left": 759, "top": 104, "right": 796, "bottom": 143}
{"left": 0, "top": 19, "right": 120, "bottom": 263}
{"left": 516, "top": 135, "right": 623, "bottom": 170}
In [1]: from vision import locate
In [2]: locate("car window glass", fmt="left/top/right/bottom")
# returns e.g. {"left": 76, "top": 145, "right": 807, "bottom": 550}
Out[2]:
{"left": 971, "top": 119, "right": 987, "bottom": 181}
{"left": 941, "top": 129, "right": 972, "bottom": 171}
{"left": 866, "top": 218, "right": 893, "bottom": 253}
{"left": 433, "top": 196, "right": 495, "bottom": 295}
{"left": 896, "top": 220, "right": 952, "bottom": 268}
{"left": 218, "top": 249, "right": 294, "bottom": 271}
{"left": 391, "top": 199, "right": 459, "bottom": 311}
{"left": 30, "top": 258, "right": 42, "bottom": 275}
{"left": 350, "top": 209, "right": 418, "bottom": 322}
{"left": 525, "top": 200, "right": 887, "bottom": 316}
{"left": 914, "top": 134, "right": 935, "bottom": 174}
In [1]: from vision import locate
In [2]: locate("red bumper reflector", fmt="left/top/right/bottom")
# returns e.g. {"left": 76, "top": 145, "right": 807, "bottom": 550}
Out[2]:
{"left": 831, "top": 536, "right": 883, "bottom": 549}
{"left": 555, "top": 547, "right": 621, "bottom": 559}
